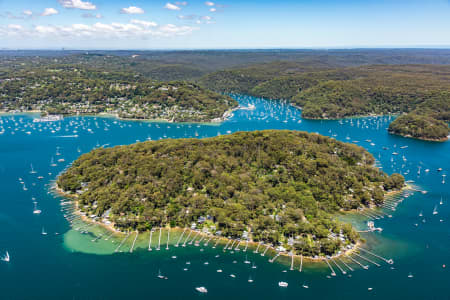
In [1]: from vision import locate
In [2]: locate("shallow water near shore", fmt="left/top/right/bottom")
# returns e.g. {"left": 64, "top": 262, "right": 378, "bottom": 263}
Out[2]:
{"left": 0, "top": 95, "right": 448, "bottom": 299}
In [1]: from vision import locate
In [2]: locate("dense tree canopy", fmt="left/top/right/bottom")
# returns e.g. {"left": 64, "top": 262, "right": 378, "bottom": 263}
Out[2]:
{"left": 388, "top": 114, "right": 449, "bottom": 141}
{"left": 58, "top": 130, "right": 404, "bottom": 256}
{"left": 0, "top": 67, "right": 237, "bottom": 122}
{"left": 201, "top": 64, "right": 450, "bottom": 141}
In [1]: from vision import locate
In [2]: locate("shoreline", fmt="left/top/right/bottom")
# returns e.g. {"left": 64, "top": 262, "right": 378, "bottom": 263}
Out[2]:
{"left": 55, "top": 184, "right": 364, "bottom": 264}
{"left": 0, "top": 105, "right": 239, "bottom": 126}
{"left": 387, "top": 130, "right": 448, "bottom": 142}
{"left": 339, "top": 184, "right": 411, "bottom": 216}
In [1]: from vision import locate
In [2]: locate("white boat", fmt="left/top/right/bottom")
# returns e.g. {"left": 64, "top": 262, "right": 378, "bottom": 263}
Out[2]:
{"left": 41, "top": 227, "right": 47, "bottom": 235}
{"left": 30, "top": 164, "right": 37, "bottom": 174}
{"left": 278, "top": 281, "right": 288, "bottom": 287}
{"left": 248, "top": 276, "right": 253, "bottom": 283}
{"left": 302, "top": 283, "right": 309, "bottom": 289}
{"left": 440, "top": 197, "right": 443, "bottom": 205}
{"left": 229, "top": 274, "right": 236, "bottom": 278}
{"left": 408, "top": 272, "right": 414, "bottom": 278}
{"left": 1, "top": 251, "right": 10, "bottom": 262}
{"left": 433, "top": 206, "right": 438, "bottom": 215}
{"left": 157, "top": 269, "right": 167, "bottom": 279}
{"left": 195, "top": 287, "right": 207, "bottom": 293}
{"left": 244, "top": 255, "right": 250, "bottom": 264}
{"left": 50, "top": 157, "right": 57, "bottom": 167}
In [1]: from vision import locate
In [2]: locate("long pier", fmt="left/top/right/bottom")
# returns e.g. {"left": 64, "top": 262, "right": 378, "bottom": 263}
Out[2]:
{"left": 234, "top": 241, "right": 241, "bottom": 251}
{"left": 175, "top": 229, "right": 186, "bottom": 247}
{"left": 204, "top": 236, "right": 213, "bottom": 246}
{"left": 91, "top": 233, "right": 104, "bottom": 242}
{"left": 182, "top": 230, "right": 192, "bottom": 247}
{"left": 148, "top": 229, "right": 154, "bottom": 251}
{"left": 213, "top": 237, "right": 220, "bottom": 248}
{"left": 331, "top": 259, "right": 346, "bottom": 275}
{"left": 345, "top": 254, "right": 368, "bottom": 269}
{"left": 104, "top": 232, "right": 115, "bottom": 241}
{"left": 130, "top": 232, "right": 138, "bottom": 253}
{"left": 156, "top": 228, "right": 162, "bottom": 250}
{"left": 299, "top": 255, "right": 303, "bottom": 272}
{"left": 338, "top": 257, "right": 354, "bottom": 272}
{"left": 357, "top": 247, "right": 394, "bottom": 264}
{"left": 353, "top": 253, "right": 380, "bottom": 267}
{"left": 223, "top": 240, "right": 231, "bottom": 251}
{"left": 269, "top": 252, "right": 280, "bottom": 263}
{"left": 196, "top": 235, "right": 205, "bottom": 245}
{"left": 228, "top": 240, "right": 236, "bottom": 251}
{"left": 188, "top": 232, "right": 199, "bottom": 245}
{"left": 114, "top": 232, "right": 130, "bottom": 253}
{"left": 166, "top": 229, "right": 170, "bottom": 250}
{"left": 254, "top": 242, "right": 262, "bottom": 254}
{"left": 324, "top": 258, "right": 336, "bottom": 276}
{"left": 261, "top": 244, "right": 270, "bottom": 256}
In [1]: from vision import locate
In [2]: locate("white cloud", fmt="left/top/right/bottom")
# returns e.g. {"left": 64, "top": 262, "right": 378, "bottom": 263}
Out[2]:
{"left": 205, "top": 1, "right": 214, "bottom": 6}
{"left": 175, "top": 1, "right": 188, "bottom": 5}
{"left": 23, "top": 10, "right": 33, "bottom": 16}
{"left": 120, "top": 6, "right": 145, "bottom": 14}
{"left": 178, "top": 14, "right": 197, "bottom": 20}
{"left": 165, "top": 3, "right": 181, "bottom": 11}
{"left": 209, "top": 8, "right": 216, "bottom": 12}
{"left": 58, "top": 0, "right": 96, "bottom": 10}
{"left": 41, "top": 8, "right": 59, "bottom": 16}
{"left": 0, "top": 21, "right": 197, "bottom": 39}
{"left": 35, "top": 25, "right": 58, "bottom": 34}
{"left": 158, "top": 24, "right": 193, "bottom": 36}
{"left": 82, "top": 13, "right": 102, "bottom": 19}
{"left": 131, "top": 19, "right": 158, "bottom": 28}
{"left": 8, "top": 24, "right": 23, "bottom": 30}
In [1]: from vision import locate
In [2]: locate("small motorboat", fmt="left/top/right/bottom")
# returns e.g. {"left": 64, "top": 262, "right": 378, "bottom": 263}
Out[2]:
{"left": 195, "top": 287, "right": 207, "bottom": 293}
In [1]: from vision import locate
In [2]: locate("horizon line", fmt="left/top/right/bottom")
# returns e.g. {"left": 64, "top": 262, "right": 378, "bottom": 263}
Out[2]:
{"left": 2, "top": 46, "right": 450, "bottom": 52}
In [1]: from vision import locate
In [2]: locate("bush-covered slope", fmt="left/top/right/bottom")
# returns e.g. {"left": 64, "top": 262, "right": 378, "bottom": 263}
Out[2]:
{"left": 57, "top": 130, "right": 404, "bottom": 256}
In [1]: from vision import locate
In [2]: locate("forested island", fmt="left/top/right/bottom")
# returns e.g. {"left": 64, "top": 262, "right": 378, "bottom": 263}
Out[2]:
{"left": 57, "top": 130, "right": 404, "bottom": 257}
{"left": 0, "top": 66, "right": 237, "bottom": 123}
{"left": 200, "top": 64, "right": 450, "bottom": 141}
{"left": 388, "top": 114, "right": 449, "bottom": 141}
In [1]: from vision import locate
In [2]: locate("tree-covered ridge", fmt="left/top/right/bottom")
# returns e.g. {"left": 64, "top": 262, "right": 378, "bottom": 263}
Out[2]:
{"left": 388, "top": 114, "right": 449, "bottom": 141}
{"left": 200, "top": 64, "right": 450, "bottom": 140}
{"left": 57, "top": 130, "right": 404, "bottom": 257}
{"left": 0, "top": 67, "right": 237, "bottom": 122}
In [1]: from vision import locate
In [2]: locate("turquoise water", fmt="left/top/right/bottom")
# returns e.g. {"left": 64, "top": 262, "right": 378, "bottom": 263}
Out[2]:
{"left": 0, "top": 95, "right": 448, "bottom": 299}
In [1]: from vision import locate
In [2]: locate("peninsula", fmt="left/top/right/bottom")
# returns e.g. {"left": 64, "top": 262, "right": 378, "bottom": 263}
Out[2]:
{"left": 0, "top": 67, "right": 237, "bottom": 123}
{"left": 200, "top": 64, "right": 450, "bottom": 141}
{"left": 57, "top": 130, "right": 404, "bottom": 258}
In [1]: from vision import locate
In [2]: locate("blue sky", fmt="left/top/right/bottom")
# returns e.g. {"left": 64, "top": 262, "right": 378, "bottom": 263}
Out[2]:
{"left": 0, "top": 0, "right": 450, "bottom": 49}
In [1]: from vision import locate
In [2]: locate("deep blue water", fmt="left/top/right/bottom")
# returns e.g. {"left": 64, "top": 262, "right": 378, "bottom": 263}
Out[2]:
{"left": 0, "top": 95, "right": 449, "bottom": 299}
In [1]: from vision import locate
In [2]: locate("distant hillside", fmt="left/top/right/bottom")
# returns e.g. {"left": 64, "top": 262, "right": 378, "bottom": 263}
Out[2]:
{"left": 201, "top": 63, "right": 450, "bottom": 141}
